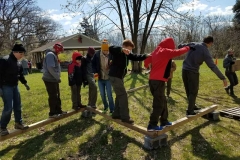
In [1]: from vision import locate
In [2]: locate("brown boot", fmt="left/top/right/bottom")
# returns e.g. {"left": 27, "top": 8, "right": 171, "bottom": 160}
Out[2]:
{"left": 15, "top": 123, "right": 29, "bottom": 130}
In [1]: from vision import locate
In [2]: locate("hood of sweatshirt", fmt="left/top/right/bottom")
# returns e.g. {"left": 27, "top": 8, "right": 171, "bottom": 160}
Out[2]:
{"left": 159, "top": 37, "right": 175, "bottom": 49}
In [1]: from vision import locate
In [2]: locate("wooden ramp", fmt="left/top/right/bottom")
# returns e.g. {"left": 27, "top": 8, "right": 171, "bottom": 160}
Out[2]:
{"left": 220, "top": 107, "right": 240, "bottom": 121}
{"left": 86, "top": 105, "right": 218, "bottom": 138}
{"left": 0, "top": 85, "right": 148, "bottom": 142}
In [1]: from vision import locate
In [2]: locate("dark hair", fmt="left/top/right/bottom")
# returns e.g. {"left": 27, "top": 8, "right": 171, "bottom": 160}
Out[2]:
{"left": 203, "top": 36, "right": 213, "bottom": 44}
{"left": 122, "top": 39, "right": 135, "bottom": 48}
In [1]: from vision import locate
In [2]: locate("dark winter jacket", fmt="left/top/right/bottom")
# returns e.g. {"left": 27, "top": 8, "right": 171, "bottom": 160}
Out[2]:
{"left": 0, "top": 52, "right": 27, "bottom": 87}
{"left": 144, "top": 37, "right": 189, "bottom": 81}
{"left": 223, "top": 54, "right": 236, "bottom": 72}
{"left": 68, "top": 52, "right": 86, "bottom": 86}
{"left": 92, "top": 50, "right": 111, "bottom": 80}
{"left": 108, "top": 46, "right": 147, "bottom": 79}
{"left": 81, "top": 54, "right": 94, "bottom": 76}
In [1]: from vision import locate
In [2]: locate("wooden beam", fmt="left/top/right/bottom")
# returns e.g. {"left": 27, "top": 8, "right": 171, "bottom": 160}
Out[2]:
{"left": 87, "top": 105, "right": 217, "bottom": 138}
{"left": 0, "top": 108, "right": 85, "bottom": 142}
{"left": 150, "top": 105, "right": 218, "bottom": 137}
{"left": 85, "top": 107, "right": 153, "bottom": 137}
{"left": 126, "top": 84, "right": 149, "bottom": 93}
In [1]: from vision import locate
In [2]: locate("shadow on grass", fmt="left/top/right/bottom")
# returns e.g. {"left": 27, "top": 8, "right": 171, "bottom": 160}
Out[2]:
{"left": 0, "top": 117, "right": 95, "bottom": 160}
{"left": 168, "top": 121, "right": 240, "bottom": 160}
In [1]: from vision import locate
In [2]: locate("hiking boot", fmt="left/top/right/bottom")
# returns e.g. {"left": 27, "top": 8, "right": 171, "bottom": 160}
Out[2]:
{"left": 147, "top": 124, "right": 163, "bottom": 131}
{"left": 160, "top": 122, "right": 172, "bottom": 128}
{"left": 186, "top": 111, "right": 197, "bottom": 117}
{"left": 49, "top": 114, "right": 62, "bottom": 118}
{"left": 0, "top": 128, "right": 9, "bottom": 136}
{"left": 121, "top": 119, "right": 134, "bottom": 124}
{"left": 15, "top": 123, "right": 29, "bottom": 130}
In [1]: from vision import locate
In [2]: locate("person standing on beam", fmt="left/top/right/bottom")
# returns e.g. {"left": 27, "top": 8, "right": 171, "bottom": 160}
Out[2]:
{"left": 144, "top": 37, "right": 190, "bottom": 131}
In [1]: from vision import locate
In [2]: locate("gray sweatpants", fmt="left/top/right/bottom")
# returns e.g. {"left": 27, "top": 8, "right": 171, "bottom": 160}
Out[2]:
{"left": 86, "top": 75, "right": 97, "bottom": 106}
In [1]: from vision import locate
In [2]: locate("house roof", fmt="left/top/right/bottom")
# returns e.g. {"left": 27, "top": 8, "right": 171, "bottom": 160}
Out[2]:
{"left": 29, "top": 33, "right": 102, "bottom": 53}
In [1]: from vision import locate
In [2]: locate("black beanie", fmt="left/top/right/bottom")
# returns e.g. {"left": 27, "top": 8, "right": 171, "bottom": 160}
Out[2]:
{"left": 12, "top": 44, "right": 26, "bottom": 52}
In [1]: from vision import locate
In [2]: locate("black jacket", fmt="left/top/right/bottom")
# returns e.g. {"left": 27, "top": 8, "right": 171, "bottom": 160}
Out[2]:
{"left": 91, "top": 50, "right": 111, "bottom": 79}
{"left": 108, "top": 46, "right": 147, "bottom": 79}
{"left": 0, "top": 52, "right": 27, "bottom": 87}
{"left": 223, "top": 54, "right": 236, "bottom": 72}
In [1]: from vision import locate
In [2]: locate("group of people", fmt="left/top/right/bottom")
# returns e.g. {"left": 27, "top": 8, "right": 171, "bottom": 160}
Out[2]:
{"left": 0, "top": 35, "right": 237, "bottom": 136}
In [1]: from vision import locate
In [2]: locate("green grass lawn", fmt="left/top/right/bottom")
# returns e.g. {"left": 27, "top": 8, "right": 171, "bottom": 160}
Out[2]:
{"left": 1, "top": 59, "right": 240, "bottom": 160}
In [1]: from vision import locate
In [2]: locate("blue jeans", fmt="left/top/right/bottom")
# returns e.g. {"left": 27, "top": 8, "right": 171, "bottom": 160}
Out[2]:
{"left": 0, "top": 85, "right": 22, "bottom": 129}
{"left": 98, "top": 79, "right": 114, "bottom": 112}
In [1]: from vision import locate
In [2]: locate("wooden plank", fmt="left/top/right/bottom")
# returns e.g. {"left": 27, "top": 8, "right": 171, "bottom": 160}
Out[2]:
{"left": 126, "top": 85, "right": 149, "bottom": 93}
{"left": 86, "top": 105, "right": 218, "bottom": 138}
{"left": 0, "top": 108, "right": 85, "bottom": 142}
{"left": 149, "top": 105, "right": 218, "bottom": 137}
{"left": 232, "top": 60, "right": 240, "bottom": 72}
{"left": 85, "top": 107, "right": 153, "bottom": 137}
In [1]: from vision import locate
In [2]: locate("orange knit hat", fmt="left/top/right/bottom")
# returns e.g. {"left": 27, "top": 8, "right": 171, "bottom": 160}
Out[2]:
{"left": 101, "top": 39, "right": 109, "bottom": 51}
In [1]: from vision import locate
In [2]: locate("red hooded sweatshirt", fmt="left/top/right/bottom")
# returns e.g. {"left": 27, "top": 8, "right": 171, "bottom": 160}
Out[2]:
{"left": 68, "top": 52, "right": 83, "bottom": 86}
{"left": 144, "top": 37, "right": 189, "bottom": 82}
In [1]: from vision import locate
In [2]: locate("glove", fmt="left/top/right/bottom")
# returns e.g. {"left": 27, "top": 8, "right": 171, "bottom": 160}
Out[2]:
{"left": 0, "top": 88, "right": 3, "bottom": 97}
{"left": 83, "top": 81, "right": 88, "bottom": 88}
{"left": 24, "top": 84, "right": 30, "bottom": 90}
{"left": 231, "top": 61, "right": 235, "bottom": 65}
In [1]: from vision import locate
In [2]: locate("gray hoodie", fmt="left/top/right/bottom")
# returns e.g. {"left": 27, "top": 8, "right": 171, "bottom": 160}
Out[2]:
{"left": 181, "top": 42, "right": 225, "bottom": 80}
{"left": 42, "top": 51, "right": 61, "bottom": 82}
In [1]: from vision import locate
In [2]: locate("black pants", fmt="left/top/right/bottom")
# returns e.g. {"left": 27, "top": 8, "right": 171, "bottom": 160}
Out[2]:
{"left": 166, "top": 78, "right": 172, "bottom": 96}
{"left": 225, "top": 71, "right": 238, "bottom": 94}
{"left": 70, "top": 85, "right": 82, "bottom": 108}
{"left": 182, "top": 69, "right": 199, "bottom": 113}
{"left": 149, "top": 80, "right": 169, "bottom": 126}
{"left": 44, "top": 81, "right": 62, "bottom": 116}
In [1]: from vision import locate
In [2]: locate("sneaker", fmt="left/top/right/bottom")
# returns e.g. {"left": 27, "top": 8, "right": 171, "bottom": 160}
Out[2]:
{"left": 15, "top": 123, "right": 29, "bottom": 130}
{"left": 160, "top": 122, "right": 172, "bottom": 128}
{"left": 49, "top": 114, "right": 62, "bottom": 118}
{"left": 0, "top": 128, "right": 9, "bottom": 136}
{"left": 194, "top": 107, "right": 202, "bottom": 113}
{"left": 58, "top": 111, "right": 67, "bottom": 115}
{"left": 147, "top": 124, "right": 163, "bottom": 131}
{"left": 186, "top": 111, "right": 197, "bottom": 117}
{"left": 121, "top": 119, "right": 134, "bottom": 124}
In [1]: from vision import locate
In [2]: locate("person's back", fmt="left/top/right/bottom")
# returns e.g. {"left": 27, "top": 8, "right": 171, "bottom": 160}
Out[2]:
{"left": 182, "top": 43, "right": 207, "bottom": 72}
{"left": 42, "top": 50, "right": 61, "bottom": 82}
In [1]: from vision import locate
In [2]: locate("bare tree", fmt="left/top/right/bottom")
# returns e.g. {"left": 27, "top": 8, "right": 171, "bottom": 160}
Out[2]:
{"left": 64, "top": 0, "right": 189, "bottom": 73}
{"left": 0, "top": 0, "right": 61, "bottom": 55}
